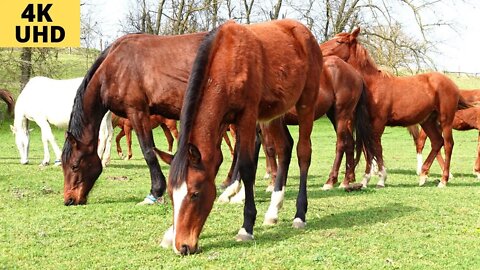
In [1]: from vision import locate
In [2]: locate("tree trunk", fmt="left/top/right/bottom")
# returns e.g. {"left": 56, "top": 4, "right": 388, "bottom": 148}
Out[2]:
{"left": 20, "top": 47, "right": 32, "bottom": 90}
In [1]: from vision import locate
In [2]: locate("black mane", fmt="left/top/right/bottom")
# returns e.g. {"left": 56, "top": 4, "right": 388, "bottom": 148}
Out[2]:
{"left": 169, "top": 27, "right": 220, "bottom": 188}
{"left": 61, "top": 46, "right": 111, "bottom": 162}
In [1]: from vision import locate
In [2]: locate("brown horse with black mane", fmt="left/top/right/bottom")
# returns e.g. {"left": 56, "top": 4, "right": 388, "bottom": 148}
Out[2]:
{"left": 61, "top": 32, "right": 208, "bottom": 206}
{"left": 321, "top": 27, "right": 470, "bottom": 188}
{"left": 0, "top": 89, "right": 15, "bottom": 116}
{"left": 157, "top": 19, "right": 322, "bottom": 255}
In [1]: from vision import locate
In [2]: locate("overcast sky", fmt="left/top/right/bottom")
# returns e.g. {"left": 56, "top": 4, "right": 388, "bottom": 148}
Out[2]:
{"left": 86, "top": 0, "right": 480, "bottom": 74}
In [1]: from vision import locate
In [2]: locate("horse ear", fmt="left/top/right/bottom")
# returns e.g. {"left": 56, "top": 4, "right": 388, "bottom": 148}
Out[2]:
{"left": 10, "top": 125, "right": 16, "bottom": 134}
{"left": 188, "top": 143, "right": 202, "bottom": 166}
{"left": 350, "top": 27, "right": 360, "bottom": 41}
{"left": 153, "top": 147, "right": 173, "bottom": 165}
{"left": 65, "top": 131, "right": 78, "bottom": 148}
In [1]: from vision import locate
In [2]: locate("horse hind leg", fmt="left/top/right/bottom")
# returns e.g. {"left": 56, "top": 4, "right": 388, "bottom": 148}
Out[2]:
{"left": 36, "top": 119, "right": 59, "bottom": 166}
{"left": 418, "top": 118, "right": 444, "bottom": 186}
{"left": 115, "top": 129, "right": 126, "bottom": 159}
{"left": 262, "top": 119, "right": 293, "bottom": 226}
{"left": 475, "top": 131, "right": 480, "bottom": 179}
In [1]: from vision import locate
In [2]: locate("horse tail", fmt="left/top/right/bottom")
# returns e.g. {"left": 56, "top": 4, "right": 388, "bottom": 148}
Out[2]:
{"left": 0, "top": 89, "right": 15, "bottom": 116}
{"left": 326, "top": 106, "right": 337, "bottom": 132}
{"left": 170, "top": 27, "right": 221, "bottom": 188}
{"left": 354, "top": 82, "right": 375, "bottom": 166}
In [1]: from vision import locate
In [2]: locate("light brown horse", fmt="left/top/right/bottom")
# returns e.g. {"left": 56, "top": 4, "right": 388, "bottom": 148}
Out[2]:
{"left": 321, "top": 27, "right": 470, "bottom": 188}
{"left": 157, "top": 19, "right": 322, "bottom": 255}
{"left": 112, "top": 113, "right": 178, "bottom": 160}
{"left": 62, "top": 32, "right": 208, "bottom": 206}
{"left": 412, "top": 106, "right": 480, "bottom": 178}
{"left": 0, "top": 89, "right": 15, "bottom": 116}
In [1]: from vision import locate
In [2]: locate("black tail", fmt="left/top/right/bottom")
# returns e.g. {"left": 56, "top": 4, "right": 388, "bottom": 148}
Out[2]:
{"left": 354, "top": 82, "right": 375, "bottom": 166}
{"left": 170, "top": 26, "right": 221, "bottom": 188}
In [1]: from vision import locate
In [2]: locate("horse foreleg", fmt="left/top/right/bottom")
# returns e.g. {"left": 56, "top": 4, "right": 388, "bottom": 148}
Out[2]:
{"left": 129, "top": 112, "right": 166, "bottom": 204}
{"left": 418, "top": 118, "right": 444, "bottom": 186}
{"left": 115, "top": 129, "right": 125, "bottom": 159}
{"left": 439, "top": 121, "right": 454, "bottom": 187}
{"left": 36, "top": 119, "right": 60, "bottom": 166}
{"left": 263, "top": 119, "right": 293, "bottom": 225}
{"left": 234, "top": 115, "right": 258, "bottom": 242}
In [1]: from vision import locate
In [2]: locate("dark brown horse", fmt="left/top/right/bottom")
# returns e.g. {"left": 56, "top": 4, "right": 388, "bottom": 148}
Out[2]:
{"left": 411, "top": 106, "right": 480, "bottom": 178}
{"left": 62, "top": 32, "right": 208, "bottom": 206}
{"left": 321, "top": 27, "right": 470, "bottom": 188}
{"left": 157, "top": 19, "right": 322, "bottom": 255}
{"left": 0, "top": 89, "right": 15, "bottom": 116}
{"left": 112, "top": 113, "right": 178, "bottom": 160}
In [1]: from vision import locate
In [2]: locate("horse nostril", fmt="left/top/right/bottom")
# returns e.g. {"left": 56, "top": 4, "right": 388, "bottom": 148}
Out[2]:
{"left": 64, "top": 198, "right": 74, "bottom": 206}
{"left": 180, "top": 244, "right": 190, "bottom": 256}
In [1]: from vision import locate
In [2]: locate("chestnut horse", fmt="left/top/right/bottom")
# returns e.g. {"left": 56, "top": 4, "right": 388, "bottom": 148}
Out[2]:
{"left": 321, "top": 27, "right": 470, "bottom": 188}
{"left": 62, "top": 32, "right": 208, "bottom": 206}
{"left": 218, "top": 55, "right": 375, "bottom": 209}
{"left": 158, "top": 19, "right": 322, "bottom": 255}
{"left": 0, "top": 89, "right": 15, "bottom": 116}
{"left": 112, "top": 113, "right": 178, "bottom": 160}
{"left": 412, "top": 106, "right": 480, "bottom": 178}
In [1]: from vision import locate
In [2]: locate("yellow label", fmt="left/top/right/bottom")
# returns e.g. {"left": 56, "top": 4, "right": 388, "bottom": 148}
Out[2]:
{"left": 0, "top": 0, "right": 80, "bottom": 47}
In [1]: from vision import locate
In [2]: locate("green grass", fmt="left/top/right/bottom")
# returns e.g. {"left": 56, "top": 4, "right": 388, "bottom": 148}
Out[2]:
{"left": 1, "top": 112, "right": 480, "bottom": 269}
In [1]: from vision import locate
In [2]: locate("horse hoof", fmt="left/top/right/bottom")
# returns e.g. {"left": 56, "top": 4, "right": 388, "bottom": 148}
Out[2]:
{"left": 265, "top": 185, "right": 274, "bottom": 192}
{"left": 235, "top": 228, "right": 254, "bottom": 242}
{"left": 136, "top": 194, "right": 159, "bottom": 206}
{"left": 39, "top": 162, "right": 49, "bottom": 167}
{"left": 419, "top": 175, "right": 428, "bottom": 186}
{"left": 322, "top": 184, "right": 333, "bottom": 191}
{"left": 338, "top": 183, "right": 348, "bottom": 189}
{"left": 54, "top": 160, "right": 61, "bottom": 166}
{"left": 437, "top": 181, "right": 447, "bottom": 188}
{"left": 292, "top": 218, "right": 306, "bottom": 229}
{"left": 217, "top": 194, "right": 230, "bottom": 203}
{"left": 376, "top": 184, "right": 385, "bottom": 189}
{"left": 263, "top": 217, "right": 278, "bottom": 226}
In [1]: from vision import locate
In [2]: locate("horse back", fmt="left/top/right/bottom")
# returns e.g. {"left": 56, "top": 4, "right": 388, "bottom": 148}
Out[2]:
{"left": 213, "top": 19, "right": 321, "bottom": 121}
{"left": 459, "top": 89, "right": 480, "bottom": 105}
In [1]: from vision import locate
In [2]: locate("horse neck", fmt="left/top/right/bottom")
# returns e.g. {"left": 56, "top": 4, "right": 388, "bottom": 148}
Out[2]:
{"left": 190, "top": 108, "right": 226, "bottom": 166}
{"left": 348, "top": 45, "right": 383, "bottom": 84}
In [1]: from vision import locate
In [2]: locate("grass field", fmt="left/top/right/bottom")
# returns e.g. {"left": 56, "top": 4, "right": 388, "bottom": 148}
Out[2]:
{"left": 1, "top": 75, "right": 480, "bottom": 269}
{"left": 2, "top": 113, "right": 480, "bottom": 269}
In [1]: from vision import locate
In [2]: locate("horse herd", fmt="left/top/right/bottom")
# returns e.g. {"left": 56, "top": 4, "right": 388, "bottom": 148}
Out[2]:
{"left": 4, "top": 19, "right": 480, "bottom": 255}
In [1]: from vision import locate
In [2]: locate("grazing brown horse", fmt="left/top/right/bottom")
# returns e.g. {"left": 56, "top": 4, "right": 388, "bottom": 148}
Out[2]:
{"left": 62, "top": 32, "right": 208, "bottom": 206}
{"left": 157, "top": 19, "right": 322, "bottom": 255}
{"left": 0, "top": 89, "right": 15, "bottom": 116}
{"left": 321, "top": 27, "right": 470, "bottom": 188}
{"left": 412, "top": 106, "right": 480, "bottom": 178}
{"left": 112, "top": 113, "right": 178, "bottom": 160}
{"left": 218, "top": 55, "right": 376, "bottom": 210}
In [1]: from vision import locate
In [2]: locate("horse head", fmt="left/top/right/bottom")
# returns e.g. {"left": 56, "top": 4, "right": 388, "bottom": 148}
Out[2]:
{"left": 62, "top": 132, "right": 103, "bottom": 206}
{"left": 164, "top": 143, "right": 218, "bottom": 255}
{"left": 320, "top": 27, "right": 360, "bottom": 61}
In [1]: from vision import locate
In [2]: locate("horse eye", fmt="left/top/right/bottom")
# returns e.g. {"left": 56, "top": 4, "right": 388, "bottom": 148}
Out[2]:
{"left": 191, "top": 191, "right": 200, "bottom": 201}
{"left": 71, "top": 164, "right": 79, "bottom": 171}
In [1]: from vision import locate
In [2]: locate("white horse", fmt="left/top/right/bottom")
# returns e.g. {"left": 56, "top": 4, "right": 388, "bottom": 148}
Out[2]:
{"left": 10, "top": 76, "right": 112, "bottom": 166}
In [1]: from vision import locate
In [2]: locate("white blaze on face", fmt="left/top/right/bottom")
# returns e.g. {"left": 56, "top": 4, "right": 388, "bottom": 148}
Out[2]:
{"left": 172, "top": 181, "right": 188, "bottom": 252}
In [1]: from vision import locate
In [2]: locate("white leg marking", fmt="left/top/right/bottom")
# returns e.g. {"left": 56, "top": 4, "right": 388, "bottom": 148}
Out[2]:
{"left": 230, "top": 183, "right": 245, "bottom": 204}
{"left": 437, "top": 181, "right": 447, "bottom": 188}
{"left": 263, "top": 172, "right": 271, "bottom": 179}
{"left": 371, "top": 159, "right": 379, "bottom": 174}
{"left": 217, "top": 180, "right": 241, "bottom": 203}
{"left": 361, "top": 173, "right": 371, "bottom": 188}
{"left": 264, "top": 188, "right": 285, "bottom": 225}
{"left": 322, "top": 183, "right": 334, "bottom": 191}
{"left": 416, "top": 154, "right": 423, "bottom": 175}
{"left": 376, "top": 166, "right": 387, "bottom": 188}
